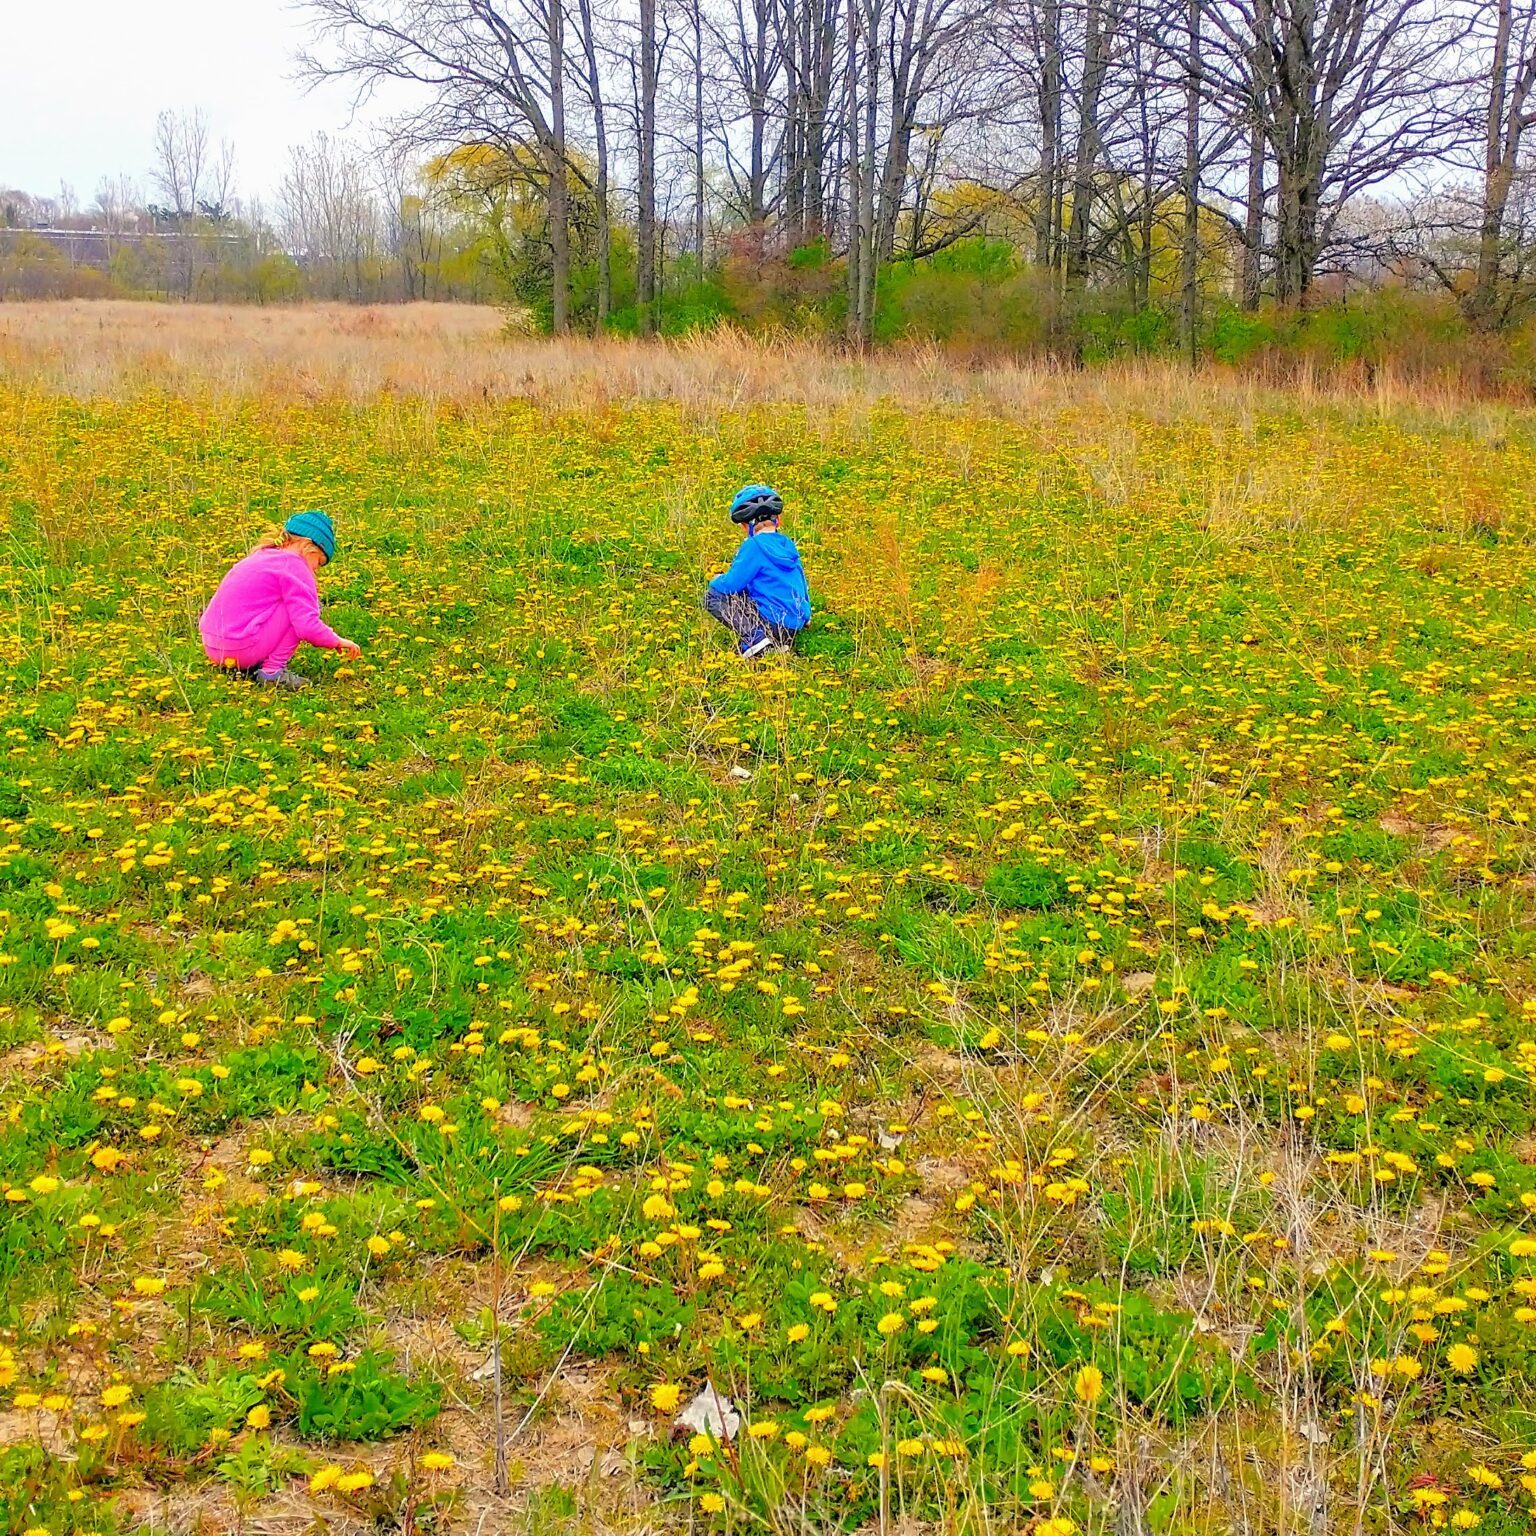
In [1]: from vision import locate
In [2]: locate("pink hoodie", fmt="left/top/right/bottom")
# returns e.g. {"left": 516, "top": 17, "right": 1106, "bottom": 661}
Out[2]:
{"left": 200, "top": 545, "right": 345, "bottom": 672}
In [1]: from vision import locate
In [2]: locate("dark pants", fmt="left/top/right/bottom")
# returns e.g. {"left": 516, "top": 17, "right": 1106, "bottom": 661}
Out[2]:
{"left": 704, "top": 589, "right": 800, "bottom": 647}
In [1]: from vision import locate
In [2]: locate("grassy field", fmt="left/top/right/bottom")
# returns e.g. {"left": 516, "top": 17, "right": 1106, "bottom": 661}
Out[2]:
{"left": 2, "top": 305, "right": 1535, "bottom": 1536}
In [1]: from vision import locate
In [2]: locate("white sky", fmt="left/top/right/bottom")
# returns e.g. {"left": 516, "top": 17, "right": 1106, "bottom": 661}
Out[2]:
{"left": 1, "top": 0, "right": 390, "bottom": 209}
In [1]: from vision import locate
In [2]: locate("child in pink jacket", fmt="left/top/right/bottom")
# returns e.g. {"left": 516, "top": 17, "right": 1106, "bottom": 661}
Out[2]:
{"left": 200, "top": 511, "right": 361, "bottom": 690}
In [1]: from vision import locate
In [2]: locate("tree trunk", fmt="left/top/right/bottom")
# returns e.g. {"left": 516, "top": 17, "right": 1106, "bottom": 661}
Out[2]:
{"left": 694, "top": 0, "right": 707, "bottom": 265}
{"left": 593, "top": 168, "right": 611, "bottom": 325}
{"left": 805, "top": 48, "right": 827, "bottom": 233}
{"left": 638, "top": 0, "right": 658, "bottom": 333}
{"left": 1273, "top": 160, "right": 1317, "bottom": 307}
{"left": 784, "top": 5, "right": 805, "bottom": 245}
{"left": 1240, "top": 109, "right": 1264, "bottom": 309}
{"left": 1270, "top": 0, "right": 1319, "bottom": 307}
{"left": 1475, "top": 165, "right": 1518, "bottom": 329}
{"left": 1472, "top": 0, "right": 1525, "bottom": 328}
{"left": 875, "top": 0, "right": 917, "bottom": 262}
{"left": 802, "top": 0, "right": 836, "bottom": 238}
{"left": 1180, "top": 0, "right": 1201, "bottom": 362}
{"left": 749, "top": 0, "right": 770, "bottom": 224}
{"left": 845, "top": 0, "right": 862, "bottom": 338}
{"left": 1138, "top": 179, "right": 1154, "bottom": 308}
{"left": 546, "top": 0, "right": 570, "bottom": 333}
{"left": 858, "top": 0, "right": 879, "bottom": 341}
{"left": 1034, "top": 0, "right": 1061, "bottom": 270}
{"left": 1127, "top": 67, "right": 1153, "bottom": 309}
{"left": 1064, "top": 0, "right": 1108, "bottom": 288}
{"left": 594, "top": 147, "right": 611, "bottom": 325}
{"left": 786, "top": 115, "right": 804, "bottom": 245}
{"left": 907, "top": 125, "right": 941, "bottom": 257}
{"left": 576, "top": 0, "right": 611, "bottom": 325}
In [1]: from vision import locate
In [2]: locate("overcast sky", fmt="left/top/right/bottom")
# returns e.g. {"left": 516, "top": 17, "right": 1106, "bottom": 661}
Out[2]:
{"left": 2, "top": 0, "right": 390, "bottom": 208}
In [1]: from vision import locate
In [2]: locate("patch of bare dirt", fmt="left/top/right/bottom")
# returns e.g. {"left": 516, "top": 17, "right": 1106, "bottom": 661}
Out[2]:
{"left": 1378, "top": 814, "right": 1460, "bottom": 853}
{"left": 500, "top": 1098, "right": 535, "bottom": 1131}
{"left": 378, "top": 1282, "right": 491, "bottom": 1399}
{"left": 786, "top": 1201, "right": 867, "bottom": 1268}
{"left": 188, "top": 1131, "right": 267, "bottom": 1204}
{"left": 180, "top": 970, "right": 217, "bottom": 1000}
{"left": 846, "top": 1156, "right": 983, "bottom": 1263}
{"left": 908, "top": 1154, "right": 976, "bottom": 1199}
{"left": 908, "top": 1041, "right": 970, "bottom": 1091}
{"left": 1325, "top": 971, "right": 1421, "bottom": 1014}
{"left": 892, "top": 1191, "right": 940, "bottom": 1241}
{"left": 1164, "top": 1276, "right": 1262, "bottom": 1362}
{"left": 1121, "top": 970, "right": 1156, "bottom": 998}
{"left": 789, "top": 1152, "right": 978, "bottom": 1269}
{"left": 117, "top": 1483, "right": 292, "bottom": 1536}
{"left": 506, "top": 1361, "right": 646, "bottom": 1492}
{"left": 0, "top": 1032, "right": 109, "bottom": 1079}
{"left": 0, "top": 1408, "right": 61, "bottom": 1449}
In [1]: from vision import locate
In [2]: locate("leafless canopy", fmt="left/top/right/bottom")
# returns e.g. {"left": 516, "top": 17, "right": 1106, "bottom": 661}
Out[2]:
{"left": 273, "top": 0, "right": 1535, "bottom": 329}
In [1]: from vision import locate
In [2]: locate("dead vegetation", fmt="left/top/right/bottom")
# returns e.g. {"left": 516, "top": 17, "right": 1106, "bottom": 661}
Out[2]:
{"left": 0, "top": 301, "right": 1524, "bottom": 435}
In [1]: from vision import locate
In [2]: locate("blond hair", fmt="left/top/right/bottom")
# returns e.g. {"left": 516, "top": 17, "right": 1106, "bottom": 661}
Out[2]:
{"left": 249, "top": 529, "right": 313, "bottom": 558}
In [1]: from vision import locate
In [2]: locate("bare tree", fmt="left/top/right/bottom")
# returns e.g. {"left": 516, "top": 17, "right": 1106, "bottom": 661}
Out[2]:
{"left": 708, "top": 0, "right": 782, "bottom": 222}
{"left": 1023, "top": 0, "right": 1065, "bottom": 271}
{"left": 91, "top": 175, "right": 142, "bottom": 261}
{"left": 1237, "top": 32, "right": 1265, "bottom": 309}
{"left": 232, "top": 0, "right": 1485, "bottom": 333}
{"left": 845, "top": 0, "right": 864, "bottom": 329}
{"left": 1468, "top": 0, "right": 1536, "bottom": 324}
{"left": 775, "top": 0, "right": 839, "bottom": 242}
{"left": 280, "top": 132, "right": 385, "bottom": 298}
{"left": 300, "top": 0, "right": 578, "bottom": 330}
{"left": 1089, "top": 14, "right": 1183, "bottom": 306}
{"left": 1179, "top": 0, "right": 1201, "bottom": 358}
{"left": 1198, "top": 0, "right": 1469, "bottom": 304}
{"left": 638, "top": 0, "right": 660, "bottom": 329}
{"left": 574, "top": 0, "right": 614, "bottom": 320}
{"left": 201, "top": 139, "right": 239, "bottom": 222}
{"left": 151, "top": 108, "right": 212, "bottom": 220}
{"left": 377, "top": 134, "right": 440, "bottom": 297}
{"left": 1063, "top": 0, "right": 1127, "bottom": 288}
{"left": 690, "top": 0, "right": 708, "bottom": 258}
{"left": 853, "top": 0, "right": 879, "bottom": 338}
{"left": 546, "top": 0, "right": 572, "bottom": 329}
{"left": 873, "top": 0, "right": 990, "bottom": 263}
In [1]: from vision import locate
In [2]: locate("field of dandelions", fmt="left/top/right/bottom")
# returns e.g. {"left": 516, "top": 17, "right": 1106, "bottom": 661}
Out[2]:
{"left": 2, "top": 304, "right": 1535, "bottom": 1536}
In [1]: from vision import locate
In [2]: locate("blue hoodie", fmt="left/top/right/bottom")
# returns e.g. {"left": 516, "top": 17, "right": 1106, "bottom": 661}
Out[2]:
{"left": 708, "top": 529, "right": 812, "bottom": 629}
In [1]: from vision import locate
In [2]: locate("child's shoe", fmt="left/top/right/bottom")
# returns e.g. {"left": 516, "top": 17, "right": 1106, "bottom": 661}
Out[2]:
{"left": 738, "top": 628, "right": 773, "bottom": 660}
{"left": 257, "top": 667, "right": 312, "bottom": 690}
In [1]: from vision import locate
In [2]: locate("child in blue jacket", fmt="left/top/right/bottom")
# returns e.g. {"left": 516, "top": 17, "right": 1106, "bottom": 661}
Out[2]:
{"left": 704, "top": 485, "right": 812, "bottom": 658}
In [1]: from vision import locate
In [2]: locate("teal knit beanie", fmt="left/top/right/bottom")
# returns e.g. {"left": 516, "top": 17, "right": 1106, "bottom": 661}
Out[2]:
{"left": 284, "top": 511, "right": 336, "bottom": 564}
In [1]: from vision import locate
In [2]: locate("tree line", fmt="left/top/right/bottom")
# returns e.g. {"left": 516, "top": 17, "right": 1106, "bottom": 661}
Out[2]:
{"left": 290, "top": 0, "right": 1536, "bottom": 345}
{"left": 8, "top": 2, "right": 1536, "bottom": 358}
{"left": 0, "top": 109, "right": 514, "bottom": 306}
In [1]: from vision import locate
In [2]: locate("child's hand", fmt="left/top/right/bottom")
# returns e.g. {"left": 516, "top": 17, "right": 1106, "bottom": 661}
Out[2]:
{"left": 336, "top": 638, "right": 362, "bottom": 659}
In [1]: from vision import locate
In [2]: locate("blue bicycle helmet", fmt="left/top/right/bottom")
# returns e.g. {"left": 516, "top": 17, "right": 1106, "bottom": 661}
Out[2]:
{"left": 729, "top": 484, "right": 784, "bottom": 525}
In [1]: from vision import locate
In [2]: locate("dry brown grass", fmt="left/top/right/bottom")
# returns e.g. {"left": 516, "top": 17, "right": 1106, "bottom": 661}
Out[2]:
{"left": 0, "top": 300, "right": 1516, "bottom": 435}
{"left": 0, "top": 299, "right": 1074, "bottom": 414}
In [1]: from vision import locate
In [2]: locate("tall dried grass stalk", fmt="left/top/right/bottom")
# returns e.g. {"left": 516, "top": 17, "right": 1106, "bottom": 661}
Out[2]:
{"left": 0, "top": 301, "right": 1518, "bottom": 434}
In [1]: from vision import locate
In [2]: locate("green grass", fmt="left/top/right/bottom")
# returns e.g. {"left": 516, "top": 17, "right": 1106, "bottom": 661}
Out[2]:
{"left": 0, "top": 375, "right": 1534, "bottom": 1533}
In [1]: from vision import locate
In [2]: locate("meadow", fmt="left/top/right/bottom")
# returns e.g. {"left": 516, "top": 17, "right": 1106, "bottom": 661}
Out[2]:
{"left": 1, "top": 303, "right": 1535, "bottom": 1536}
